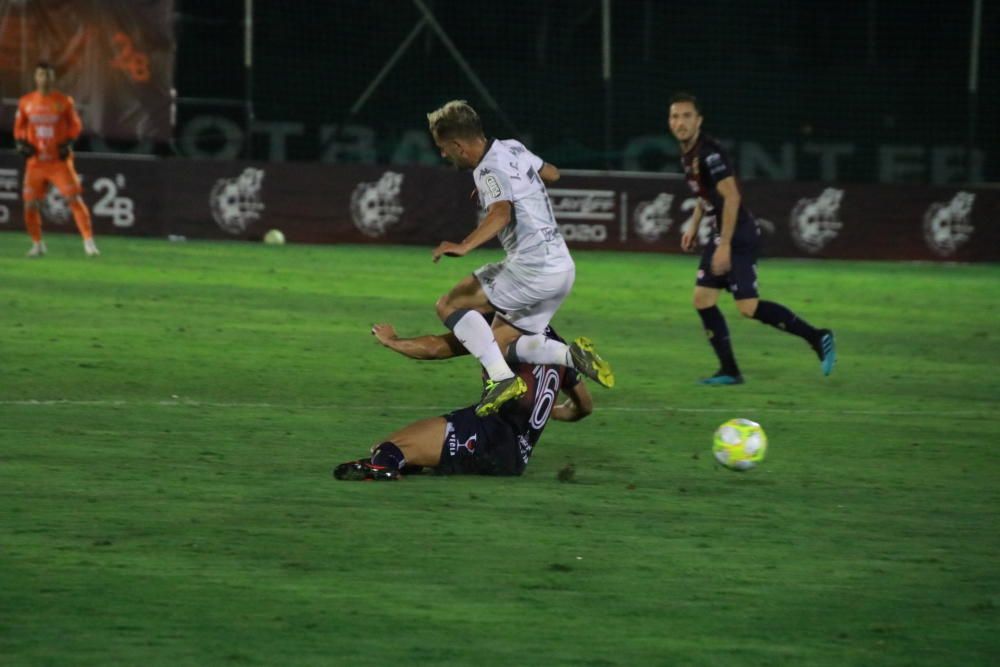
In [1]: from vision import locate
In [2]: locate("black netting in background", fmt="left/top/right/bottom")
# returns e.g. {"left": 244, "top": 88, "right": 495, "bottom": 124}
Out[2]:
{"left": 176, "top": 0, "right": 999, "bottom": 181}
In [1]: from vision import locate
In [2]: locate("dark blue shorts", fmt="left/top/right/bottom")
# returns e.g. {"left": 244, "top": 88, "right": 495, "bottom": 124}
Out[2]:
{"left": 435, "top": 406, "right": 524, "bottom": 476}
{"left": 696, "top": 238, "right": 759, "bottom": 300}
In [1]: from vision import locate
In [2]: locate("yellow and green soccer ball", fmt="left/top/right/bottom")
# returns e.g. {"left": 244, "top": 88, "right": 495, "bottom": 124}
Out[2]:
{"left": 712, "top": 418, "right": 767, "bottom": 471}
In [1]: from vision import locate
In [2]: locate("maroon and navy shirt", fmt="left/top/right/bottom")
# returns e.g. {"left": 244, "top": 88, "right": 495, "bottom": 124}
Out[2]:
{"left": 488, "top": 325, "right": 581, "bottom": 468}
{"left": 681, "top": 134, "right": 758, "bottom": 245}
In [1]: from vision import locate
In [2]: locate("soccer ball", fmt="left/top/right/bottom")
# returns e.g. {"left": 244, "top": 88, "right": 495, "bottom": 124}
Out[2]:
{"left": 263, "top": 229, "right": 286, "bottom": 245}
{"left": 712, "top": 418, "right": 767, "bottom": 471}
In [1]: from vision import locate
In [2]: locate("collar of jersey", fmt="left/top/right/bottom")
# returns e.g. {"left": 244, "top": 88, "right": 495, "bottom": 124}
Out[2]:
{"left": 475, "top": 137, "right": 497, "bottom": 167}
{"left": 682, "top": 133, "right": 703, "bottom": 158}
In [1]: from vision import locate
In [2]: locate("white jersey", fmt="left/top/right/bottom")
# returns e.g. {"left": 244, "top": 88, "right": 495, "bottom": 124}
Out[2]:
{"left": 473, "top": 139, "right": 574, "bottom": 275}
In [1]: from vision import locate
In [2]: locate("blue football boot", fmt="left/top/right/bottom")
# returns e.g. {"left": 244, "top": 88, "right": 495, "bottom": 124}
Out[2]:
{"left": 815, "top": 329, "right": 836, "bottom": 376}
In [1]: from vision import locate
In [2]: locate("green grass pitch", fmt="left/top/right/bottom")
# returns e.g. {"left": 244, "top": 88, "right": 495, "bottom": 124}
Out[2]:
{"left": 1, "top": 232, "right": 998, "bottom": 666}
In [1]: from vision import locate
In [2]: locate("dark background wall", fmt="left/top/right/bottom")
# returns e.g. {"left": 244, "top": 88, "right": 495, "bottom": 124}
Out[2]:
{"left": 5, "top": 0, "right": 991, "bottom": 183}
{"left": 171, "top": 0, "right": 999, "bottom": 182}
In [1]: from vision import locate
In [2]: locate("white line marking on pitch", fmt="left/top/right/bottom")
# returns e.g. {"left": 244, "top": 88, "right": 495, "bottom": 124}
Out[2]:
{"left": 0, "top": 398, "right": 992, "bottom": 419}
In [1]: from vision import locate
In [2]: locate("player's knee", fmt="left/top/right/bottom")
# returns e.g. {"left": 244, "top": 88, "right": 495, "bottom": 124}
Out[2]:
{"left": 736, "top": 300, "right": 758, "bottom": 318}
{"left": 435, "top": 294, "right": 455, "bottom": 322}
{"left": 693, "top": 293, "right": 715, "bottom": 310}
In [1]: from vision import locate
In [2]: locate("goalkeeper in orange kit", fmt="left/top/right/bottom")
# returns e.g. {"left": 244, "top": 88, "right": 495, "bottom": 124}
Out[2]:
{"left": 14, "top": 62, "right": 99, "bottom": 257}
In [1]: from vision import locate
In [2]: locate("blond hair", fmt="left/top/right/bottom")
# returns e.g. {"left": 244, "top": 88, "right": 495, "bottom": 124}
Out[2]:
{"left": 426, "top": 100, "right": 483, "bottom": 140}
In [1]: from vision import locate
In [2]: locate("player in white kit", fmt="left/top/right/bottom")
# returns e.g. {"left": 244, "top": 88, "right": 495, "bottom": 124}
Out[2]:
{"left": 424, "top": 100, "right": 614, "bottom": 417}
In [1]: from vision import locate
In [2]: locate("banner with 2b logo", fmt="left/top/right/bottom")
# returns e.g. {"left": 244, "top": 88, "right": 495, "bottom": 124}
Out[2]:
{"left": 0, "top": 154, "right": 159, "bottom": 236}
{"left": 0, "top": 153, "right": 996, "bottom": 263}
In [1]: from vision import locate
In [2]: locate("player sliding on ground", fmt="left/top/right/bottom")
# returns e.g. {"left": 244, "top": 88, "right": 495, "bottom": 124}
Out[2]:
{"left": 425, "top": 100, "right": 613, "bottom": 418}
{"left": 333, "top": 318, "right": 593, "bottom": 481}
{"left": 668, "top": 92, "right": 835, "bottom": 384}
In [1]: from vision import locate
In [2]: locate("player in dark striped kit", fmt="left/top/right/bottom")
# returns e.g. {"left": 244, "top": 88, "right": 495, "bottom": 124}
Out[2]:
{"left": 669, "top": 93, "right": 835, "bottom": 384}
{"left": 333, "top": 317, "right": 592, "bottom": 481}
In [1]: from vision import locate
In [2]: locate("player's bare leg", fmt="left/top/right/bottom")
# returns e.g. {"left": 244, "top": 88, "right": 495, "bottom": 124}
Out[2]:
{"left": 333, "top": 417, "right": 447, "bottom": 481}
{"left": 435, "top": 273, "right": 493, "bottom": 320}
{"left": 694, "top": 286, "right": 743, "bottom": 385}
{"left": 437, "top": 274, "right": 526, "bottom": 416}
{"left": 383, "top": 417, "right": 447, "bottom": 467}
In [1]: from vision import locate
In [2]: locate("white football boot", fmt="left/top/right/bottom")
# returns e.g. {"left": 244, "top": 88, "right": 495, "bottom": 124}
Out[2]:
{"left": 26, "top": 241, "right": 47, "bottom": 258}
{"left": 84, "top": 238, "right": 100, "bottom": 256}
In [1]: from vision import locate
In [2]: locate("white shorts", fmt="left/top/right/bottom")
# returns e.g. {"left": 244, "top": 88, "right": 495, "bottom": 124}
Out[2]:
{"left": 474, "top": 262, "right": 575, "bottom": 334}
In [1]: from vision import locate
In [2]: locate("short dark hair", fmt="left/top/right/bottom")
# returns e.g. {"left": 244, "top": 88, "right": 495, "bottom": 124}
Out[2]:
{"left": 36, "top": 61, "right": 55, "bottom": 72}
{"left": 670, "top": 92, "right": 701, "bottom": 114}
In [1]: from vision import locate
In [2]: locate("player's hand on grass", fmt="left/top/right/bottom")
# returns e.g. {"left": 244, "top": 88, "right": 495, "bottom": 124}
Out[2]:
{"left": 371, "top": 323, "right": 398, "bottom": 346}
{"left": 432, "top": 241, "right": 466, "bottom": 263}
{"left": 711, "top": 242, "right": 732, "bottom": 275}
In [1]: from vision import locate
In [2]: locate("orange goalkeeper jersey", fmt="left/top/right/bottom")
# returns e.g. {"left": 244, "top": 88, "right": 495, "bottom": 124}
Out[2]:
{"left": 14, "top": 90, "right": 82, "bottom": 163}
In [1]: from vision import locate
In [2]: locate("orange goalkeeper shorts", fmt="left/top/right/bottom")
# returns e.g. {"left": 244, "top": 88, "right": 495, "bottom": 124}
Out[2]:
{"left": 22, "top": 158, "right": 83, "bottom": 202}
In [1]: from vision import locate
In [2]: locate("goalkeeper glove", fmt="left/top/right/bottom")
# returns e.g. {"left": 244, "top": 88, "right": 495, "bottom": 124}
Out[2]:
{"left": 58, "top": 140, "right": 74, "bottom": 160}
{"left": 15, "top": 141, "right": 35, "bottom": 158}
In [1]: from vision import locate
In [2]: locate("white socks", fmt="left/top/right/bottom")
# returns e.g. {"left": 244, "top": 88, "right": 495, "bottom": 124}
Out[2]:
{"left": 513, "top": 333, "right": 572, "bottom": 367}
{"left": 449, "top": 310, "right": 514, "bottom": 381}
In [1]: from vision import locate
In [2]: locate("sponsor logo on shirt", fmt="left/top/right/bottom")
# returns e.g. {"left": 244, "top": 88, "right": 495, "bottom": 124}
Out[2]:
{"left": 484, "top": 173, "right": 503, "bottom": 198}
{"left": 517, "top": 434, "right": 532, "bottom": 464}
{"left": 705, "top": 152, "right": 727, "bottom": 176}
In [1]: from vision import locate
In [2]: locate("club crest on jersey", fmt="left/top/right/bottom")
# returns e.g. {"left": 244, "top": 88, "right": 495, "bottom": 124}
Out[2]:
{"left": 446, "top": 426, "right": 477, "bottom": 456}
{"left": 459, "top": 434, "right": 477, "bottom": 453}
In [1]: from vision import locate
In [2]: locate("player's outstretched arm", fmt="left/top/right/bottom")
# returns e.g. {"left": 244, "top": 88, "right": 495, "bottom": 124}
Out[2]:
{"left": 540, "top": 162, "right": 560, "bottom": 184}
{"left": 371, "top": 323, "right": 467, "bottom": 360}
{"left": 551, "top": 381, "right": 593, "bottom": 422}
{"left": 432, "top": 201, "right": 511, "bottom": 262}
